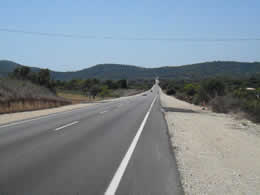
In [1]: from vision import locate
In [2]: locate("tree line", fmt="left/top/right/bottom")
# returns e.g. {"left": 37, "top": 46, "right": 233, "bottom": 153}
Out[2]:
{"left": 10, "top": 66, "right": 55, "bottom": 92}
{"left": 10, "top": 66, "right": 153, "bottom": 99}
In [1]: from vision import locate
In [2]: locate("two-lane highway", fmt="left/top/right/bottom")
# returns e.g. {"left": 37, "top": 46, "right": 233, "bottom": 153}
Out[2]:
{"left": 0, "top": 84, "right": 183, "bottom": 195}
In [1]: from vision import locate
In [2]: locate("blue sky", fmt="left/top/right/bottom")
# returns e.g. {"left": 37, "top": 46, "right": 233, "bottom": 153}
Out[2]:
{"left": 1, "top": 0, "right": 259, "bottom": 71}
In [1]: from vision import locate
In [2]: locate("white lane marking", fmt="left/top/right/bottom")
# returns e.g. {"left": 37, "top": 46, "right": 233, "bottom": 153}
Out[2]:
{"left": 104, "top": 96, "right": 157, "bottom": 195}
{"left": 0, "top": 86, "right": 155, "bottom": 129}
{"left": 0, "top": 100, "right": 123, "bottom": 129}
{"left": 100, "top": 110, "right": 108, "bottom": 114}
{"left": 54, "top": 121, "right": 79, "bottom": 131}
{"left": 0, "top": 107, "right": 89, "bottom": 129}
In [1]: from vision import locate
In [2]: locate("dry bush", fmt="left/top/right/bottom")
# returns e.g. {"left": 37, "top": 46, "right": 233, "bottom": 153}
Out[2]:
{"left": 210, "top": 95, "right": 242, "bottom": 113}
{"left": 0, "top": 79, "right": 56, "bottom": 101}
{"left": 0, "top": 98, "right": 69, "bottom": 114}
{"left": 0, "top": 78, "right": 70, "bottom": 113}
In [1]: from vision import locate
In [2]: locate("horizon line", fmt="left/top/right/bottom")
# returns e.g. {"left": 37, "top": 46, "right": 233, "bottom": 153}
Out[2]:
{"left": 1, "top": 59, "right": 260, "bottom": 72}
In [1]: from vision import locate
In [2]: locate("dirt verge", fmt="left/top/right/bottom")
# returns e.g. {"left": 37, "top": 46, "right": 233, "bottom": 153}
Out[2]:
{"left": 160, "top": 90, "right": 260, "bottom": 195}
{"left": 0, "top": 103, "right": 93, "bottom": 125}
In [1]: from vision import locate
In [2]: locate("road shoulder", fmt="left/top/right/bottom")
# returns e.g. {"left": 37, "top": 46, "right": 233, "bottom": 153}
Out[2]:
{"left": 160, "top": 91, "right": 260, "bottom": 194}
{"left": 0, "top": 89, "right": 147, "bottom": 126}
{"left": 0, "top": 103, "right": 93, "bottom": 125}
{"left": 116, "top": 97, "right": 184, "bottom": 195}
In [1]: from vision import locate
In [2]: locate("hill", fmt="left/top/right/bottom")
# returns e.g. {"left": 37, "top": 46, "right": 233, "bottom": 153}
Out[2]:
{"left": 0, "top": 60, "right": 23, "bottom": 76}
{"left": 51, "top": 64, "right": 153, "bottom": 80}
{"left": 1, "top": 60, "right": 260, "bottom": 80}
{"left": 0, "top": 60, "right": 40, "bottom": 77}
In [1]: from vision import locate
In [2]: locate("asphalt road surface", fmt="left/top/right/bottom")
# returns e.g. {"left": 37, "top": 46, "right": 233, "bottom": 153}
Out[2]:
{"left": 0, "top": 84, "right": 183, "bottom": 195}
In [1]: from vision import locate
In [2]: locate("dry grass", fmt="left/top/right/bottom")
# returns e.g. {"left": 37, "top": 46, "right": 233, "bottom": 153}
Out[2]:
{"left": 0, "top": 78, "right": 71, "bottom": 114}
{"left": 112, "top": 89, "right": 144, "bottom": 97}
{"left": 0, "top": 78, "right": 56, "bottom": 101}
{"left": 58, "top": 89, "right": 144, "bottom": 104}
{"left": 0, "top": 98, "right": 69, "bottom": 114}
{"left": 57, "top": 92, "right": 109, "bottom": 104}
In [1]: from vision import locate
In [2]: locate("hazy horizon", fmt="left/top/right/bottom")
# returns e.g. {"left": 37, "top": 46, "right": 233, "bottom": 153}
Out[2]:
{"left": 2, "top": 59, "right": 260, "bottom": 72}
{"left": 1, "top": 0, "right": 260, "bottom": 71}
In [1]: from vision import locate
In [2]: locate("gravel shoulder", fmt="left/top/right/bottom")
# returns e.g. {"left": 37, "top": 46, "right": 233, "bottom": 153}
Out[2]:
{"left": 160, "top": 90, "right": 260, "bottom": 195}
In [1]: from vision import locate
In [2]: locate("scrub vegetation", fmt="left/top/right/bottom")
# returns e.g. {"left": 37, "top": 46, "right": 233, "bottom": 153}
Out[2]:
{"left": 0, "top": 67, "right": 69, "bottom": 114}
{"left": 0, "top": 66, "right": 153, "bottom": 113}
{"left": 55, "top": 78, "right": 153, "bottom": 101}
{"left": 160, "top": 76, "right": 260, "bottom": 122}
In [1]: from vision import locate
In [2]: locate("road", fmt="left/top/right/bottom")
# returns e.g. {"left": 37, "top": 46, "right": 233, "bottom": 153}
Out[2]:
{"left": 0, "top": 84, "right": 183, "bottom": 195}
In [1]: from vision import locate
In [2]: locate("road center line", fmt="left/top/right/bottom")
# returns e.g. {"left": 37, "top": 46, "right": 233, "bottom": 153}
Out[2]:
{"left": 54, "top": 121, "right": 79, "bottom": 131}
{"left": 0, "top": 88, "right": 151, "bottom": 129}
{"left": 104, "top": 96, "right": 157, "bottom": 195}
{"left": 100, "top": 110, "right": 108, "bottom": 114}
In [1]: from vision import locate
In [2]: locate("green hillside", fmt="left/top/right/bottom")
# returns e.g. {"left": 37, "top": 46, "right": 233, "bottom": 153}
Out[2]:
{"left": 0, "top": 60, "right": 22, "bottom": 76}
{"left": 1, "top": 60, "right": 260, "bottom": 80}
{"left": 0, "top": 60, "right": 40, "bottom": 77}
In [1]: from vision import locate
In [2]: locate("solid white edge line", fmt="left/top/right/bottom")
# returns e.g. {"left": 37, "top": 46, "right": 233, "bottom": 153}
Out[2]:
{"left": 104, "top": 96, "right": 157, "bottom": 195}
{"left": 54, "top": 121, "right": 79, "bottom": 131}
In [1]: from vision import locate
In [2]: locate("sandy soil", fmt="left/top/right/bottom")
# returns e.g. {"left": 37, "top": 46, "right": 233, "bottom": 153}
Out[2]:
{"left": 0, "top": 103, "right": 93, "bottom": 125}
{"left": 160, "top": 91, "right": 260, "bottom": 195}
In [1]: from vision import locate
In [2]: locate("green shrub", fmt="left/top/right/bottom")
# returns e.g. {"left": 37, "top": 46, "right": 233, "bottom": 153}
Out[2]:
{"left": 184, "top": 83, "right": 199, "bottom": 96}
{"left": 99, "top": 86, "right": 111, "bottom": 98}
{"left": 196, "top": 88, "right": 210, "bottom": 103}
{"left": 166, "top": 88, "right": 176, "bottom": 95}
{"left": 243, "top": 100, "right": 260, "bottom": 122}
{"left": 202, "top": 79, "right": 226, "bottom": 98}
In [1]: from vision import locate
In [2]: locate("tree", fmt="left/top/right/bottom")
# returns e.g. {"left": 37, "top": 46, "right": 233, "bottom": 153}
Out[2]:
{"left": 13, "top": 66, "right": 31, "bottom": 80}
{"left": 89, "top": 85, "right": 101, "bottom": 99}
{"left": 166, "top": 88, "right": 176, "bottom": 95}
{"left": 104, "top": 80, "right": 119, "bottom": 89}
{"left": 118, "top": 79, "right": 128, "bottom": 89}
{"left": 81, "top": 79, "right": 91, "bottom": 94}
{"left": 184, "top": 83, "right": 198, "bottom": 96}
{"left": 196, "top": 87, "right": 210, "bottom": 103}
{"left": 99, "top": 86, "right": 111, "bottom": 98}
{"left": 38, "top": 69, "right": 51, "bottom": 86}
{"left": 92, "top": 78, "right": 100, "bottom": 85}
{"left": 20, "top": 66, "right": 30, "bottom": 79}
{"left": 203, "top": 79, "right": 226, "bottom": 98}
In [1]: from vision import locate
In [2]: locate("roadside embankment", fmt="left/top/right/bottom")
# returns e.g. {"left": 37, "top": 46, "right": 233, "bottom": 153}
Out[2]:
{"left": 0, "top": 78, "right": 71, "bottom": 114}
{"left": 0, "top": 103, "right": 92, "bottom": 125}
{"left": 160, "top": 91, "right": 260, "bottom": 194}
{"left": 0, "top": 98, "right": 70, "bottom": 114}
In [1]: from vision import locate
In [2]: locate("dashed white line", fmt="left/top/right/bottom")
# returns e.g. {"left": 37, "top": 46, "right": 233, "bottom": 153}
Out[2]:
{"left": 100, "top": 110, "right": 108, "bottom": 114}
{"left": 104, "top": 96, "right": 157, "bottom": 195}
{"left": 0, "top": 87, "right": 153, "bottom": 129}
{"left": 54, "top": 121, "right": 79, "bottom": 131}
{"left": 0, "top": 107, "right": 90, "bottom": 129}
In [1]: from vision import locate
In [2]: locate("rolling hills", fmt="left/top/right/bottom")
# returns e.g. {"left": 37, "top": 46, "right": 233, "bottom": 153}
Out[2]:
{"left": 1, "top": 60, "right": 260, "bottom": 80}
{"left": 0, "top": 60, "right": 40, "bottom": 77}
